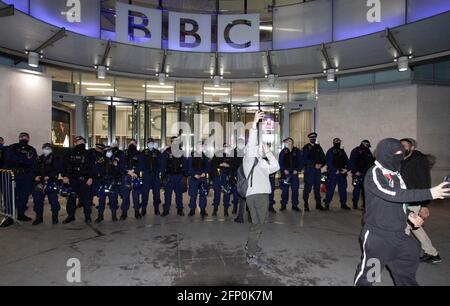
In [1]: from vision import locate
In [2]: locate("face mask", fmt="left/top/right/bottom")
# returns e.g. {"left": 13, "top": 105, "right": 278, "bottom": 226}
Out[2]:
{"left": 391, "top": 154, "right": 404, "bottom": 172}
{"left": 75, "top": 143, "right": 86, "bottom": 150}
{"left": 283, "top": 143, "right": 288, "bottom": 149}
{"left": 129, "top": 144, "right": 137, "bottom": 151}
{"left": 310, "top": 138, "right": 317, "bottom": 144}
{"left": 106, "top": 151, "right": 113, "bottom": 159}
{"left": 19, "top": 139, "right": 29, "bottom": 145}
{"left": 43, "top": 149, "right": 52, "bottom": 157}
{"left": 148, "top": 143, "right": 155, "bottom": 150}
{"left": 333, "top": 143, "right": 341, "bottom": 149}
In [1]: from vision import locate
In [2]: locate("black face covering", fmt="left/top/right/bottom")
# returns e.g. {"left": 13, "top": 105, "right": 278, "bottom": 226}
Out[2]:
{"left": 333, "top": 143, "right": 341, "bottom": 150}
{"left": 19, "top": 139, "right": 29, "bottom": 145}
{"left": 310, "top": 138, "right": 317, "bottom": 144}
{"left": 75, "top": 143, "right": 86, "bottom": 152}
{"left": 375, "top": 138, "right": 405, "bottom": 172}
{"left": 128, "top": 144, "right": 137, "bottom": 152}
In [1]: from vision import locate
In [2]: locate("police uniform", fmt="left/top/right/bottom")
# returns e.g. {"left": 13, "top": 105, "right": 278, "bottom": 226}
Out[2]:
{"left": 95, "top": 148, "right": 125, "bottom": 223}
{"left": 302, "top": 133, "right": 326, "bottom": 211}
{"left": 141, "top": 141, "right": 162, "bottom": 216}
{"left": 6, "top": 137, "right": 37, "bottom": 221}
{"left": 0, "top": 143, "right": 7, "bottom": 169}
{"left": 187, "top": 151, "right": 210, "bottom": 218}
{"left": 122, "top": 145, "right": 144, "bottom": 219}
{"left": 161, "top": 146, "right": 186, "bottom": 216}
{"left": 90, "top": 144, "right": 106, "bottom": 202}
{"left": 32, "top": 145, "right": 62, "bottom": 225}
{"left": 62, "top": 139, "right": 96, "bottom": 223}
{"left": 349, "top": 140, "right": 375, "bottom": 209}
{"left": 324, "top": 139, "right": 350, "bottom": 210}
{"left": 279, "top": 143, "right": 303, "bottom": 210}
{"left": 211, "top": 150, "right": 237, "bottom": 216}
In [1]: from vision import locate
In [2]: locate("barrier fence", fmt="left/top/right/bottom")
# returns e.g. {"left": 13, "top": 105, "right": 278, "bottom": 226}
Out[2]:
{"left": 0, "top": 169, "right": 16, "bottom": 227}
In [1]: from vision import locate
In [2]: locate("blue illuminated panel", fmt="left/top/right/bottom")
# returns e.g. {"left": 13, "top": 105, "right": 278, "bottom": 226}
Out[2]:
{"left": 333, "top": 0, "right": 406, "bottom": 41}
{"left": 407, "top": 0, "right": 450, "bottom": 23}
{"left": 2, "top": 0, "right": 29, "bottom": 13}
{"left": 29, "top": 0, "right": 100, "bottom": 38}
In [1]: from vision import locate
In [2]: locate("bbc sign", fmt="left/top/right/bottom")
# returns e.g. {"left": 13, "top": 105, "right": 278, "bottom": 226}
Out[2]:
{"left": 4, "top": 0, "right": 450, "bottom": 53}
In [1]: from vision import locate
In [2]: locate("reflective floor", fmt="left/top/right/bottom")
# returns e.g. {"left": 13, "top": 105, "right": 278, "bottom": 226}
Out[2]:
{"left": 0, "top": 191, "right": 449, "bottom": 286}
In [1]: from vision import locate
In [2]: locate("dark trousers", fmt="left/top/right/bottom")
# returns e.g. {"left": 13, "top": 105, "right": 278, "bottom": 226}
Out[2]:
{"left": 188, "top": 178, "right": 207, "bottom": 210}
{"left": 325, "top": 173, "right": 348, "bottom": 205}
{"left": 280, "top": 172, "right": 300, "bottom": 207}
{"left": 354, "top": 227, "right": 420, "bottom": 286}
{"left": 163, "top": 174, "right": 184, "bottom": 211}
{"left": 212, "top": 173, "right": 238, "bottom": 209}
{"left": 142, "top": 173, "right": 161, "bottom": 209}
{"left": 33, "top": 190, "right": 60, "bottom": 216}
{"left": 98, "top": 193, "right": 119, "bottom": 213}
{"left": 15, "top": 173, "right": 34, "bottom": 215}
{"left": 303, "top": 166, "right": 322, "bottom": 205}
{"left": 121, "top": 176, "right": 141, "bottom": 211}
{"left": 66, "top": 177, "right": 92, "bottom": 219}
{"left": 352, "top": 176, "right": 366, "bottom": 207}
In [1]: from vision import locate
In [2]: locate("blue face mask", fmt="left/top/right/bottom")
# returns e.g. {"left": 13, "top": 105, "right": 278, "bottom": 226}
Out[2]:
{"left": 106, "top": 151, "right": 113, "bottom": 159}
{"left": 148, "top": 143, "right": 155, "bottom": 150}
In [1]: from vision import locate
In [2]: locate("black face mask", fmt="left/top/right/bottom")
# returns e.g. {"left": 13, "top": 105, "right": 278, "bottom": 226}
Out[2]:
{"left": 19, "top": 139, "right": 29, "bottom": 145}
{"left": 128, "top": 144, "right": 137, "bottom": 152}
{"left": 375, "top": 138, "right": 405, "bottom": 172}
{"left": 333, "top": 143, "right": 341, "bottom": 150}
{"left": 310, "top": 138, "right": 317, "bottom": 144}
{"left": 75, "top": 143, "right": 86, "bottom": 151}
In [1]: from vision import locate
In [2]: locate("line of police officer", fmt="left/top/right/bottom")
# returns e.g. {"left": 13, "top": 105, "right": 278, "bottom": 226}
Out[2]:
{"left": 2, "top": 131, "right": 374, "bottom": 225}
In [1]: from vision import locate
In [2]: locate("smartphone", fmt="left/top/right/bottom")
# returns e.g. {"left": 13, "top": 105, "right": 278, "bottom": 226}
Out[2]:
{"left": 444, "top": 175, "right": 450, "bottom": 189}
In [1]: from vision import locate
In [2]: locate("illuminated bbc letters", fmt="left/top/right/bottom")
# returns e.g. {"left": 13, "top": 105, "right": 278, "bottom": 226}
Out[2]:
{"left": 168, "top": 12, "right": 211, "bottom": 52}
{"left": 116, "top": 2, "right": 162, "bottom": 48}
{"left": 217, "top": 14, "right": 260, "bottom": 52}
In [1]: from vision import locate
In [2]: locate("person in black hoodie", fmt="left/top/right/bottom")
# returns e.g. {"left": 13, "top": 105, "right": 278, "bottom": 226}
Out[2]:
{"left": 400, "top": 138, "right": 441, "bottom": 264}
{"left": 353, "top": 138, "right": 449, "bottom": 286}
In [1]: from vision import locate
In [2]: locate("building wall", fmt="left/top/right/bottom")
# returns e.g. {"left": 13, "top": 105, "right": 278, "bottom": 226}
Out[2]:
{"left": 0, "top": 66, "right": 52, "bottom": 153}
{"left": 416, "top": 85, "right": 450, "bottom": 184}
{"left": 317, "top": 82, "right": 450, "bottom": 185}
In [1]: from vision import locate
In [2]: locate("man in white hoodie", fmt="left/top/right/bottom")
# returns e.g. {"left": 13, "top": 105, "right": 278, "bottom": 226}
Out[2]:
{"left": 244, "top": 110, "right": 280, "bottom": 266}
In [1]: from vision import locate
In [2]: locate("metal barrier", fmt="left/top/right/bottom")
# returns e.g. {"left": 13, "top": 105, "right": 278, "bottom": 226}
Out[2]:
{"left": 0, "top": 169, "right": 16, "bottom": 227}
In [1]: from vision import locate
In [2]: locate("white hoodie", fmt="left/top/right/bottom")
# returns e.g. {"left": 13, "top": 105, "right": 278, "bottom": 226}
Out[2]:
{"left": 243, "top": 128, "right": 280, "bottom": 197}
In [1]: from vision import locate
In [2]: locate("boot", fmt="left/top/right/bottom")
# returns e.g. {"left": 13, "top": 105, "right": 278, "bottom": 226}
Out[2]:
{"left": 352, "top": 202, "right": 359, "bottom": 210}
{"left": 141, "top": 208, "right": 147, "bottom": 217}
{"left": 212, "top": 207, "right": 218, "bottom": 217}
{"left": 304, "top": 203, "right": 310, "bottom": 212}
{"left": 32, "top": 214, "right": 43, "bottom": 226}
{"left": 85, "top": 217, "right": 92, "bottom": 224}
{"left": 316, "top": 202, "right": 324, "bottom": 211}
{"left": 95, "top": 213, "right": 104, "bottom": 224}
{"left": 200, "top": 209, "right": 208, "bottom": 219}
{"left": 232, "top": 207, "right": 237, "bottom": 215}
{"left": 154, "top": 207, "right": 161, "bottom": 216}
{"left": 189, "top": 208, "right": 196, "bottom": 217}
{"left": 280, "top": 206, "right": 287, "bottom": 212}
{"left": 111, "top": 210, "right": 118, "bottom": 222}
{"left": 18, "top": 214, "right": 32, "bottom": 222}
{"left": 52, "top": 213, "right": 59, "bottom": 225}
{"left": 269, "top": 207, "right": 276, "bottom": 214}
{"left": 323, "top": 201, "right": 330, "bottom": 211}
{"left": 161, "top": 209, "right": 170, "bottom": 217}
{"left": 120, "top": 211, "right": 128, "bottom": 221}
{"left": 63, "top": 216, "right": 75, "bottom": 224}
{"left": 224, "top": 207, "right": 229, "bottom": 217}
{"left": 177, "top": 208, "right": 185, "bottom": 216}
{"left": 292, "top": 206, "right": 301, "bottom": 212}
{"left": 135, "top": 209, "right": 142, "bottom": 219}
{"left": 341, "top": 204, "right": 351, "bottom": 210}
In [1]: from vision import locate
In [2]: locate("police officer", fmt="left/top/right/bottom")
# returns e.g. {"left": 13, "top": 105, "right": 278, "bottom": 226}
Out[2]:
{"left": 90, "top": 143, "right": 106, "bottom": 204}
{"left": 279, "top": 137, "right": 303, "bottom": 212}
{"left": 61, "top": 136, "right": 95, "bottom": 224}
{"left": 0, "top": 137, "right": 7, "bottom": 169}
{"left": 302, "top": 133, "right": 326, "bottom": 211}
{"left": 161, "top": 136, "right": 186, "bottom": 217}
{"left": 122, "top": 139, "right": 144, "bottom": 220}
{"left": 187, "top": 142, "right": 210, "bottom": 219}
{"left": 6, "top": 132, "right": 37, "bottom": 221}
{"left": 211, "top": 143, "right": 236, "bottom": 217}
{"left": 349, "top": 140, "right": 374, "bottom": 209}
{"left": 32, "top": 143, "right": 62, "bottom": 225}
{"left": 95, "top": 146, "right": 125, "bottom": 223}
{"left": 141, "top": 138, "right": 162, "bottom": 216}
{"left": 324, "top": 138, "right": 350, "bottom": 210}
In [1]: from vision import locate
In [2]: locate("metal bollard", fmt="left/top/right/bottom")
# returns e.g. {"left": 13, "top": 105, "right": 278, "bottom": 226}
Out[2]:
{"left": 0, "top": 169, "right": 16, "bottom": 227}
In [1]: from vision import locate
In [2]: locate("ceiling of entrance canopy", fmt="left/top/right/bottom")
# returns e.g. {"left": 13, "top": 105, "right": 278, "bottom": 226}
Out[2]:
{"left": 0, "top": 2, "right": 449, "bottom": 80}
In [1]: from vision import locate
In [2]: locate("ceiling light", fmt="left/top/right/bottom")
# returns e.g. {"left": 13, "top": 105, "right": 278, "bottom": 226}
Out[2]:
{"left": 213, "top": 75, "right": 221, "bottom": 87}
{"left": 143, "top": 84, "right": 174, "bottom": 89}
{"left": 97, "top": 65, "right": 107, "bottom": 79}
{"left": 204, "top": 87, "right": 230, "bottom": 91}
{"left": 28, "top": 51, "right": 39, "bottom": 68}
{"left": 158, "top": 73, "right": 166, "bottom": 85}
{"left": 397, "top": 56, "right": 409, "bottom": 72}
{"left": 86, "top": 88, "right": 115, "bottom": 92}
{"left": 254, "top": 94, "right": 280, "bottom": 98}
{"left": 204, "top": 92, "right": 229, "bottom": 96}
{"left": 77, "top": 82, "right": 111, "bottom": 86}
{"left": 326, "top": 68, "right": 336, "bottom": 82}
{"left": 146, "top": 90, "right": 174, "bottom": 94}
{"left": 260, "top": 89, "right": 287, "bottom": 94}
